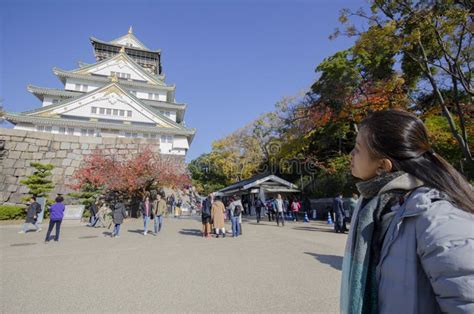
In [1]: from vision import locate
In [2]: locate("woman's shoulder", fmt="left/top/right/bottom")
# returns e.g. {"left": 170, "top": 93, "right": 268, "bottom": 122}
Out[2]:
{"left": 407, "top": 187, "right": 474, "bottom": 236}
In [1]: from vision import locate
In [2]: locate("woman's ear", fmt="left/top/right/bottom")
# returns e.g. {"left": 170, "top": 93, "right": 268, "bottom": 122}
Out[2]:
{"left": 380, "top": 158, "right": 393, "bottom": 173}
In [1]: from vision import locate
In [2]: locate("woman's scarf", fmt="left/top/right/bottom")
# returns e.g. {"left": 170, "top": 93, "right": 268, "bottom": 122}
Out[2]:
{"left": 340, "top": 172, "right": 424, "bottom": 314}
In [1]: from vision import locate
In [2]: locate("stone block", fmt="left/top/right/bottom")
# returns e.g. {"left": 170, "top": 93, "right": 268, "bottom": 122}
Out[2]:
{"left": 71, "top": 160, "right": 81, "bottom": 168}
{"left": 71, "top": 143, "right": 80, "bottom": 149}
{"left": 79, "top": 136, "right": 102, "bottom": 144}
{"left": 52, "top": 142, "right": 60, "bottom": 150}
{"left": 32, "top": 152, "right": 44, "bottom": 160}
{"left": 45, "top": 152, "right": 56, "bottom": 158}
{"left": 82, "top": 150, "right": 91, "bottom": 155}
{"left": 72, "top": 149, "right": 82, "bottom": 154}
{"left": 27, "top": 131, "right": 53, "bottom": 140}
{"left": 60, "top": 142, "right": 71, "bottom": 150}
{"left": 8, "top": 151, "right": 21, "bottom": 159}
{"left": 15, "top": 142, "right": 29, "bottom": 151}
{"left": 102, "top": 137, "right": 116, "bottom": 145}
{"left": 20, "top": 152, "right": 32, "bottom": 159}
{"left": 65, "top": 167, "right": 75, "bottom": 176}
{"left": 67, "top": 153, "right": 80, "bottom": 160}
{"left": 56, "top": 150, "right": 67, "bottom": 158}
{"left": 51, "top": 159, "right": 62, "bottom": 167}
{"left": 2, "top": 128, "right": 28, "bottom": 137}
{"left": 52, "top": 168, "right": 64, "bottom": 176}
{"left": 5, "top": 176, "right": 18, "bottom": 185}
{"left": 41, "top": 159, "right": 52, "bottom": 165}
{"left": 53, "top": 134, "right": 79, "bottom": 143}
{"left": 37, "top": 139, "right": 49, "bottom": 147}
{"left": 62, "top": 159, "right": 72, "bottom": 167}
{"left": 27, "top": 145, "right": 39, "bottom": 152}
{"left": 13, "top": 160, "right": 25, "bottom": 168}
{"left": 81, "top": 143, "right": 89, "bottom": 149}
{"left": 7, "top": 184, "right": 18, "bottom": 192}
{"left": 39, "top": 147, "right": 49, "bottom": 152}
{"left": 25, "top": 138, "right": 37, "bottom": 143}
{"left": 0, "top": 191, "right": 10, "bottom": 203}
{"left": 0, "top": 135, "right": 11, "bottom": 141}
{"left": 18, "top": 185, "right": 29, "bottom": 194}
{"left": 4, "top": 141, "right": 16, "bottom": 150}
{"left": 2, "top": 167, "right": 15, "bottom": 175}
{"left": 24, "top": 167, "right": 35, "bottom": 177}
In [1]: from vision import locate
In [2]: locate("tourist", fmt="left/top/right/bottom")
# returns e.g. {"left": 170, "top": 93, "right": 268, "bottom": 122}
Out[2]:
{"left": 167, "top": 194, "right": 175, "bottom": 217}
{"left": 255, "top": 198, "right": 264, "bottom": 223}
{"left": 175, "top": 198, "right": 182, "bottom": 218}
{"left": 139, "top": 193, "right": 153, "bottom": 235}
{"left": 95, "top": 201, "right": 112, "bottom": 228}
{"left": 229, "top": 195, "right": 243, "bottom": 236}
{"left": 274, "top": 194, "right": 285, "bottom": 227}
{"left": 44, "top": 196, "right": 65, "bottom": 243}
{"left": 333, "top": 193, "right": 345, "bottom": 233}
{"left": 340, "top": 110, "right": 474, "bottom": 314}
{"left": 18, "top": 196, "right": 42, "bottom": 234}
{"left": 211, "top": 195, "right": 226, "bottom": 238}
{"left": 231, "top": 203, "right": 242, "bottom": 237}
{"left": 291, "top": 198, "right": 301, "bottom": 221}
{"left": 201, "top": 194, "right": 212, "bottom": 238}
{"left": 348, "top": 193, "right": 358, "bottom": 219}
{"left": 154, "top": 192, "right": 167, "bottom": 235}
{"left": 266, "top": 198, "right": 275, "bottom": 221}
{"left": 111, "top": 198, "right": 127, "bottom": 238}
{"left": 86, "top": 199, "right": 99, "bottom": 227}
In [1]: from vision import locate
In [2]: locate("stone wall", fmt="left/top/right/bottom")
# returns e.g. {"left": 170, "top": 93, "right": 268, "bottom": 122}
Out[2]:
{"left": 0, "top": 128, "right": 181, "bottom": 204}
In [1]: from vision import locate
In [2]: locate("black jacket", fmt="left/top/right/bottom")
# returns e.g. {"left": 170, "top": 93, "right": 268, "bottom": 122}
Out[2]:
{"left": 25, "top": 202, "right": 41, "bottom": 223}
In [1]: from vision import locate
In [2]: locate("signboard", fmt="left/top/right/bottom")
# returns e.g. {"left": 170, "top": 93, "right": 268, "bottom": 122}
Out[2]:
{"left": 63, "top": 205, "right": 85, "bottom": 220}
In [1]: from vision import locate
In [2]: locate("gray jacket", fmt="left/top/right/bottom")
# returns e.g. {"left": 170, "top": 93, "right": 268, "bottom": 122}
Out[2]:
{"left": 377, "top": 187, "right": 474, "bottom": 314}
{"left": 112, "top": 202, "right": 127, "bottom": 224}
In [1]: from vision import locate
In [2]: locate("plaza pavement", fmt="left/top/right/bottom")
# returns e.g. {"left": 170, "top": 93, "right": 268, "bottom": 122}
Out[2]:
{"left": 0, "top": 216, "right": 347, "bottom": 313}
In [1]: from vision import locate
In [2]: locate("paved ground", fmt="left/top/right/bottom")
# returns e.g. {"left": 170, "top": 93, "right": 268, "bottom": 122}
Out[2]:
{"left": 0, "top": 216, "right": 347, "bottom": 313}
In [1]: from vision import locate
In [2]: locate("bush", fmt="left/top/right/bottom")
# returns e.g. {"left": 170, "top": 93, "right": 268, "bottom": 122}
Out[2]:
{"left": 0, "top": 205, "right": 26, "bottom": 220}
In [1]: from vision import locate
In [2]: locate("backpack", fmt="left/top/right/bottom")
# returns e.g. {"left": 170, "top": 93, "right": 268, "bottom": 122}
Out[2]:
{"left": 233, "top": 205, "right": 242, "bottom": 217}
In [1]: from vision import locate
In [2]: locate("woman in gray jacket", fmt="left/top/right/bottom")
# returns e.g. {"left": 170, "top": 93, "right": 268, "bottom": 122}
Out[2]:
{"left": 341, "top": 110, "right": 474, "bottom": 314}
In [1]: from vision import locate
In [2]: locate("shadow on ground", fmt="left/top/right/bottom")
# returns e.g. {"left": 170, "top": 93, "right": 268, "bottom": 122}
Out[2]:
{"left": 127, "top": 229, "right": 145, "bottom": 235}
{"left": 293, "top": 226, "right": 336, "bottom": 233}
{"left": 304, "top": 252, "right": 343, "bottom": 270}
{"left": 179, "top": 229, "right": 202, "bottom": 237}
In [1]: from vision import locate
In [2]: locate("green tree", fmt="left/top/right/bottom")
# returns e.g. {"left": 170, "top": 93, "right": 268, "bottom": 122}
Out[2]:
{"left": 19, "top": 162, "right": 55, "bottom": 200}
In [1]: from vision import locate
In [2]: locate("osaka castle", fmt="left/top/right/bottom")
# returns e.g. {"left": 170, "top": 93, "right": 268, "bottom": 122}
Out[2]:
{"left": 5, "top": 27, "right": 195, "bottom": 156}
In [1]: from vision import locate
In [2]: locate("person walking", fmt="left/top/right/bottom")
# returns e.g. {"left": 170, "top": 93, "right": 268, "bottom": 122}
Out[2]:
{"left": 86, "top": 199, "right": 99, "bottom": 227}
{"left": 229, "top": 195, "right": 244, "bottom": 235}
{"left": 19, "top": 196, "right": 42, "bottom": 234}
{"left": 211, "top": 195, "right": 226, "bottom": 238}
{"left": 274, "top": 194, "right": 285, "bottom": 227}
{"left": 255, "top": 198, "right": 263, "bottom": 223}
{"left": 111, "top": 198, "right": 127, "bottom": 238}
{"left": 44, "top": 196, "right": 65, "bottom": 243}
{"left": 333, "top": 193, "right": 345, "bottom": 233}
{"left": 340, "top": 110, "right": 474, "bottom": 314}
{"left": 291, "top": 199, "right": 301, "bottom": 221}
{"left": 139, "top": 194, "right": 153, "bottom": 236}
{"left": 201, "top": 194, "right": 212, "bottom": 238}
{"left": 154, "top": 192, "right": 167, "bottom": 235}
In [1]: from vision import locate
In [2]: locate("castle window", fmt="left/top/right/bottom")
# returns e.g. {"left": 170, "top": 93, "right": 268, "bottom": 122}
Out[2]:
{"left": 36, "top": 126, "right": 44, "bottom": 132}
{"left": 67, "top": 128, "right": 75, "bottom": 135}
{"left": 119, "top": 110, "right": 125, "bottom": 116}
{"left": 113, "top": 109, "right": 118, "bottom": 116}
{"left": 59, "top": 127, "right": 66, "bottom": 134}
{"left": 91, "top": 107, "right": 97, "bottom": 114}
{"left": 127, "top": 111, "right": 132, "bottom": 117}
{"left": 99, "top": 108, "right": 105, "bottom": 114}
{"left": 106, "top": 108, "right": 112, "bottom": 115}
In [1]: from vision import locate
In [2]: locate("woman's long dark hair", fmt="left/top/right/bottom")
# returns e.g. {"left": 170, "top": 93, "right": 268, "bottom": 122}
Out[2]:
{"left": 359, "top": 110, "right": 474, "bottom": 213}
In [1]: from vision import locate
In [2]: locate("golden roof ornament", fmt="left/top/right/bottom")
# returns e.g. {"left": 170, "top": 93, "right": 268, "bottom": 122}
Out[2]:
{"left": 110, "top": 72, "right": 119, "bottom": 83}
{"left": 119, "top": 46, "right": 126, "bottom": 54}
{"left": 128, "top": 26, "right": 133, "bottom": 34}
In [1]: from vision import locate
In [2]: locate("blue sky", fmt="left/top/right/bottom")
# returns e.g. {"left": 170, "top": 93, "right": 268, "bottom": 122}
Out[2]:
{"left": 0, "top": 0, "right": 367, "bottom": 162}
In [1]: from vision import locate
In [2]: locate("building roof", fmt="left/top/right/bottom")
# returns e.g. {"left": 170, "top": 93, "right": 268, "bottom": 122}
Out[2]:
{"left": 71, "top": 49, "right": 166, "bottom": 85}
{"left": 217, "top": 174, "right": 299, "bottom": 196}
{"left": 90, "top": 27, "right": 161, "bottom": 54}
{"left": 5, "top": 112, "right": 195, "bottom": 138}
{"left": 27, "top": 85, "right": 82, "bottom": 101}
{"left": 53, "top": 68, "right": 176, "bottom": 91}
{"left": 21, "top": 82, "right": 189, "bottom": 131}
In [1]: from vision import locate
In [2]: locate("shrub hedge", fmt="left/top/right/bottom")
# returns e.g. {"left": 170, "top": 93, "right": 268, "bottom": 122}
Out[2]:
{"left": 0, "top": 205, "right": 27, "bottom": 220}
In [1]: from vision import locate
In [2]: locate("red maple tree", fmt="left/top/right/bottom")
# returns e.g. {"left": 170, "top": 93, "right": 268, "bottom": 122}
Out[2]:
{"left": 70, "top": 147, "right": 190, "bottom": 198}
